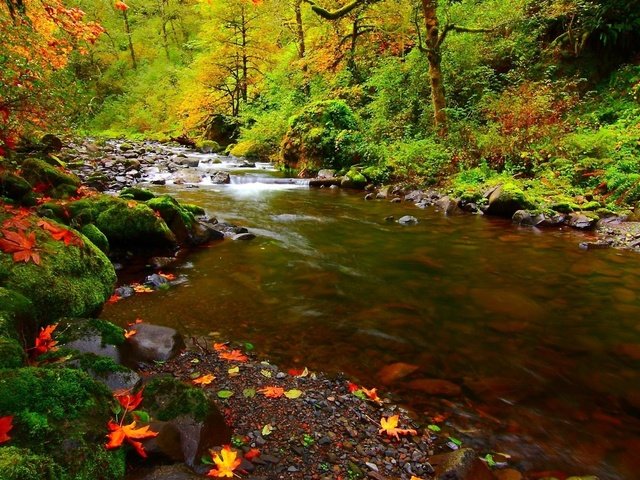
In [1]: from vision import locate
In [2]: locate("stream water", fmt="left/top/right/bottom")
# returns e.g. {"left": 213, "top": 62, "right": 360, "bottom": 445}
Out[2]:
{"left": 102, "top": 158, "right": 640, "bottom": 479}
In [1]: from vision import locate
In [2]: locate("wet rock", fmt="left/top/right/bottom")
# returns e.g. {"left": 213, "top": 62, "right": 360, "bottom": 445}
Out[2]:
{"left": 404, "top": 190, "right": 424, "bottom": 203}
{"left": 233, "top": 232, "right": 256, "bottom": 241}
{"left": 134, "top": 464, "right": 202, "bottom": 479}
{"left": 317, "top": 169, "right": 336, "bottom": 179}
{"left": 579, "top": 241, "right": 611, "bottom": 250}
{"left": 407, "top": 378, "right": 462, "bottom": 396}
{"left": 238, "top": 161, "right": 256, "bottom": 168}
{"left": 365, "top": 193, "right": 375, "bottom": 201}
{"left": 567, "top": 213, "right": 598, "bottom": 230}
{"left": 210, "top": 172, "right": 231, "bottom": 184}
{"left": 41, "top": 134, "right": 63, "bottom": 153}
{"left": 122, "top": 324, "right": 185, "bottom": 365}
{"left": 309, "top": 178, "right": 341, "bottom": 188}
{"left": 151, "top": 179, "right": 167, "bottom": 185}
{"left": 398, "top": 216, "right": 418, "bottom": 225}
{"left": 377, "top": 362, "right": 419, "bottom": 385}
{"left": 436, "top": 196, "right": 463, "bottom": 216}
{"left": 484, "top": 184, "right": 534, "bottom": 218}
{"left": 177, "top": 157, "right": 200, "bottom": 168}
{"left": 430, "top": 448, "right": 495, "bottom": 480}
{"left": 0, "top": 171, "right": 32, "bottom": 201}
{"left": 191, "top": 221, "right": 225, "bottom": 245}
{"left": 512, "top": 210, "right": 545, "bottom": 226}
{"left": 540, "top": 213, "right": 566, "bottom": 227}
{"left": 146, "top": 273, "right": 169, "bottom": 288}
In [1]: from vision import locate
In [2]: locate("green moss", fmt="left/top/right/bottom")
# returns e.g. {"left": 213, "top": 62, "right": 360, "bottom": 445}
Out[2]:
{"left": 119, "top": 187, "right": 155, "bottom": 201}
{"left": 143, "top": 376, "right": 211, "bottom": 422}
{"left": 20, "top": 159, "right": 80, "bottom": 190}
{"left": 80, "top": 225, "right": 109, "bottom": 253}
{"left": 0, "top": 172, "right": 31, "bottom": 201}
{"left": 56, "top": 319, "right": 125, "bottom": 347}
{"left": 146, "top": 195, "right": 195, "bottom": 243}
{"left": 550, "top": 202, "right": 578, "bottom": 213}
{"left": 0, "top": 447, "right": 63, "bottom": 480}
{"left": 37, "top": 202, "right": 68, "bottom": 222}
{"left": 0, "top": 288, "right": 36, "bottom": 342}
{"left": 230, "top": 140, "right": 265, "bottom": 159}
{"left": 49, "top": 184, "right": 78, "bottom": 200}
{"left": 95, "top": 200, "right": 176, "bottom": 248}
{"left": 0, "top": 212, "right": 116, "bottom": 322}
{"left": 580, "top": 201, "right": 601, "bottom": 211}
{"left": 182, "top": 203, "right": 206, "bottom": 216}
{"left": 0, "top": 338, "right": 26, "bottom": 368}
{"left": 197, "top": 139, "right": 221, "bottom": 153}
{"left": 77, "top": 354, "right": 128, "bottom": 375}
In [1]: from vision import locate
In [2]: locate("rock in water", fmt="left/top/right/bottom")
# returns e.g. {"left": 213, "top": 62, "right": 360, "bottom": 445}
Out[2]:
{"left": 398, "top": 215, "right": 418, "bottom": 225}
{"left": 430, "top": 448, "right": 495, "bottom": 480}
{"left": 122, "top": 324, "right": 185, "bottom": 365}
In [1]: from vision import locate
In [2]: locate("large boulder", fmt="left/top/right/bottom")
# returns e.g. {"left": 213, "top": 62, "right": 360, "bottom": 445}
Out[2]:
{"left": 484, "top": 184, "right": 535, "bottom": 218}
{"left": 0, "top": 171, "right": 32, "bottom": 202}
{"left": 121, "top": 324, "right": 185, "bottom": 366}
{"left": 20, "top": 158, "right": 80, "bottom": 192}
{"left": 0, "top": 211, "right": 116, "bottom": 323}
{"left": 146, "top": 195, "right": 196, "bottom": 245}
{"left": 0, "top": 367, "right": 126, "bottom": 480}
{"left": 281, "top": 100, "right": 362, "bottom": 172}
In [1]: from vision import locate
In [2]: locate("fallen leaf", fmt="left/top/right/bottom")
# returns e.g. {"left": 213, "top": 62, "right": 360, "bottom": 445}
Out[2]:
{"left": 105, "top": 420, "right": 158, "bottom": 458}
{"left": 124, "top": 329, "right": 137, "bottom": 339}
{"left": 227, "top": 366, "right": 240, "bottom": 376}
{"left": 213, "top": 343, "right": 229, "bottom": 352}
{"left": 158, "top": 271, "right": 176, "bottom": 281}
{"left": 0, "top": 229, "right": 40, "bottom": 265}
{"left": 33, "top": 323, "right": 58, "bottom": 356}
{"left": 284, "top": 389, "right": 303, "bottom": 399}
{"left": 207, "top": 445, "right": 241, "bottom": 478}
{"left": 0, "top": 416, "right": 13, "bottom": 443}
{"left": 243, "top": 388, "right": 256, "bottom": 398}
{"left": 107, "top": 294, "right": 121, "bottom": 304}
{"left": 259, "top": 386, "right": 284, "bottom": 398}
{"left": 114, "top": 389, "right": 144, "bottom": 411}
{"left": 244, "top": 448, "right": 260, "bottom": 461}
{"left": 131, "top": 283, "right": 154, "bottom": 293}
{"left": 219, "top": 350, "right": 248, "bottom": 362}
{"left": 261, "top": 424, "right": 273, "bottom": 436}
{"left": 361, "top": 387, "right": 382, "bottom": 404}
{"left": 217, "top": 390, "right": 234, "bottom": 399}
{"left": 288, "top": 367, "right": 309, "bottom": 377}
{"left": 260, "top": 369, "right": 272, "bottom": 378}
{"left": 193, "top": 374, "right": 215, "bottom": 386}
{"left": 347, "top": 382, "right": 360, "bottom": 393}
{"left": 378, "top": 415, "right": 417, "bottom": 440}
{"left": 37, "top": 220, "right": 83, "bottom": 247}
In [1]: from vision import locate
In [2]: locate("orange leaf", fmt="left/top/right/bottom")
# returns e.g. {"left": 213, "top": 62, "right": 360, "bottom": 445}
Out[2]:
{"left": 38, "top": 220, "right": 83, "bottom": 247}
{"left": 258, "top": 386, "right": 284, "bottom": 398}
{"left": 158, "top": 271, "right": 176, "bottom": 281}
{"left": 219, "top": 349, "right": 247, "bottom": 362}
{"left": 0, "top": 416, "right": 13, "bottom": 444}
{"left": 213, "top": 343, "right": 229, "bottom": 352}
{"left": 378, "top": 415, "right": 417, "bottom": 441}
{"left": 0, "top": 229, "right": 40, "bottom": 265}
{"left": 114, "top": 389, "right": 143, "bottom": 411}
{"left": 361, "top": 387, "right": 382, "bottom": 404}
{"left": 124, "top": 329, "right": 137, "bottom": 339}
{"left": 33, "top": 323, "right": 58, "bottom": 356}
{"left": 107, "top": 294, "right": 121, "bottom": 304}
{"left": 244, "top": 448, "right": 260, "bottom": 461}
{"left": 114, "top": 1, "right": 129, "bottom": 11}
{"left": 193, "top": 374, "right": 215, "bottom": 386}
{"left": 105, "top": 420, "right": 158, "bottom": 458}
{"left": 207, "top": 445, "right": 241, "bottom": 478}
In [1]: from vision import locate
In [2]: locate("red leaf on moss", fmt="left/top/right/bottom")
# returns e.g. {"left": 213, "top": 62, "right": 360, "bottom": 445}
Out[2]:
{"left": 114, "top": 389, "right": 144, "bottom": 411}
{"left": 37, "top": 220, "right": 83, "bottom": 247}
{"left": 0, "top": 416, "right": 13, "bottom": 443}
{"left": 33, "top": 323, "right": 58, "bottom": 356}
{"left": 0, "top": 229, "right": 40, "bottom": 265}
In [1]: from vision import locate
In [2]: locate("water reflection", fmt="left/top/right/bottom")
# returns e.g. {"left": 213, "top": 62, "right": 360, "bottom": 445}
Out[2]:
{"left": 102, "top": 182, "right": 640, "bottom": 479}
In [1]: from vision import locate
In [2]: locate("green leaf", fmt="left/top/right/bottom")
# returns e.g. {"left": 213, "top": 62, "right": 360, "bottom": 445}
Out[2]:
{"left": 353, "top": 390, "right": 366, "bottom": 400}
{"left": 200, "top": 455, "right": 213, "bottom": 465}
{"left": 261, "top": 424, "right": 274, "bottom": 436}
{"left": 190, "top": 358, "right": 200, "bottom": 364}
{"left": 448, "top": 436, "right": 462, "bottom": 447}
{"left": 483, "top": 454, "right": 496, "bottom": 468}
{"left": 189, "top": 372, "right": 201, "bottom": 379}
{"left": 217, "top": 390, "right": 234, "bottom": 399}
{"left": 260, "top": 369, "right": 272, "bottom": 378}
{"left": 243, "top": 388, "right": 256, "bottom": 398}
{"left": 244, "top": 342, "right": 254, "bottom": 351}
{"left": 284, "top": 389, "right": 303, "bottom": 399}
{"left": 132, "top": 410, "right": 150, "bottom": 423}
{"left": 427, "top": 424, "right": 441, "bottom": 432}
{"left": 111, "top": 403, "right": 123, "bottom": 416}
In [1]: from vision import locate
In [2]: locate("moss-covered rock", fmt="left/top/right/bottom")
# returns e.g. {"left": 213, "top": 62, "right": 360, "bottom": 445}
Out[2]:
{"left": 340, "top": 169, "right": 367, "bottom": 189}
{"left": 0, "top": 337, "right": 27, "bottom": 368}
{"left": 143, "top": 376, "right": 211, "bottom": 422}
{"left": 0, "top": 288, "right": 37, "bottom": 342}
{"left": 56, "top": 318, "right": 125, "bottom": 348}
{"left": 80, "top": 224, "right": 109, "bottom": 254}
{"left": 281, "top": 100, "right": 362, "bottom": 172}
{"left": 485, "top": 183, "right": 536, "bottom": 218}
{"left": 229, "top": 140, "right": 267, "bottom": 159}
{"left": 182, "top": 203, "right": 206, "bottom": 217}
{"left": 0, "top": 212, "right": 116, "bottom": 322}
{"left": 146, "top": 196, "right": 195, "bottom": 244}
{"left": 0, "top": 172, "right": 32, "bottom": 202}
{"left": 0, "top": 446, "right": 63, "bottom": 480}
{"left": 119, "top": 187, "right": 156, "bottom": 201}
{"left": 95, "top": 199, "right": 176, "bottom": 249}
{"left": 196, "top": 139, "right": 222, "bottom": 153}
{"left": 0, "top": 367, "right": 126, "bottom": 480}
{"left": 20, "top": 159, "right": 80, "bottom": 190}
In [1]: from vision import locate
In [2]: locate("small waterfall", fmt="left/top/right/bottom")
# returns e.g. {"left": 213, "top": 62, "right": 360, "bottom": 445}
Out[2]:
{"left": 229, "top": 176, "right": 310, "bottom": 186}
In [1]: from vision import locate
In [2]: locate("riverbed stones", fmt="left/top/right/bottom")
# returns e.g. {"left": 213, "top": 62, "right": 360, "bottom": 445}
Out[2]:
{"left": 398, "top": 215, "right": 418, "bottom": 225}
{"left": 211, "top": 171, "right": 231, "bottom": 184}
{"left": 512, "top": 209, "right": 545, "bottom": 226}
{"left": 567, "top": 212, "right": 598, "bottom": 230}
{"left": 436, "top": 196, "right": 463, "bottom": 216}
{"left": 122, "top": 324, "right": 185, "bottom": 365}
{"left": 430, "top": 448, "right": 494, "bottom": 480}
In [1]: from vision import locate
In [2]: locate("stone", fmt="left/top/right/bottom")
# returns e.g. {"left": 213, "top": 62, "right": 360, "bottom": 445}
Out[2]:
{"left": 122, "top": 323, "right": 185, "bottom": 366}
{"left": 512, "top": 210, "right": 545, "bottom": 226}
{"left": 484, "top": 184, "right": 534, "bottom": 218}
{"left": 436, "top": 196, "right": 463, "bottom": 216}
{"left": 567, "top": 213, "right": 598, "bottom": 230}
{"left": 233, "top": 232, "right": 256, "bottom": 241}
{"left": 134, "top": 464, "right": 202, "bottom": 480}
{"left": 41, "top": 133, "right": 63, "bottom": 152}
{"left": 365, "top": 193, "right": 375, "bottom": 200}
{"left": 407, "top": 378, "right": 462, "bottom": 397}
{"left": 317, "top": 169, "right": 336, "bottom": 179}
{"left": 430, "top": 448, "right": 495, "bottom": 480}
{"left": 210, "top": 172, "right": 231, "bottom": 184}
{"left": 398, "top": 216, "right": 418, "bottom": 225}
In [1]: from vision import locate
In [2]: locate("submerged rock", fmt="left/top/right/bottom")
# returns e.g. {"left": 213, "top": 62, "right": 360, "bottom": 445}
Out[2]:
{"left": 430, "top": 448, "right": 494, "bottom": 480}
{"left": 122, "top": 324, "right": 185, "bottom": 366}
{"left": 398, "top": 215, "right": 419, "bottom": 225}
{"left": 512, "top": 209, "right": 545, "bottom": 226}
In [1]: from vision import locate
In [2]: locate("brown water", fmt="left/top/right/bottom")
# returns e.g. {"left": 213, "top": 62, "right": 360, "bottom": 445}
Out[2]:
{"left": 102, "top": 180, "right": 640, "bottom": 479}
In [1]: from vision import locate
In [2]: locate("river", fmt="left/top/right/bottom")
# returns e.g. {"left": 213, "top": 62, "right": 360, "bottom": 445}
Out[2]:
{"left": 101, "top": 158, "right": 640, "bottom": 479}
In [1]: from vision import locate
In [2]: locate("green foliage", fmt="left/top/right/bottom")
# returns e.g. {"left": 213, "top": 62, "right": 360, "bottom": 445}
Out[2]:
{"left": 383, "top": 139, "right": 452, "bottom": 185}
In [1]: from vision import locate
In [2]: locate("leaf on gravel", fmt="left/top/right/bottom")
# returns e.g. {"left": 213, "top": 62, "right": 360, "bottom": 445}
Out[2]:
{"left": 245, "top": 448, "right": 260, "bottom": 461}
{"left": 219, "top": 349, "right": 248, "bottom": 362}
{"left": 259, "top": 386, "right": 284, "bottom": 398}
{"left": 213, "top": 342, "right": 229, "bottom": 352}
{"left": 193, "top": 374, "right": 215, "bottom": 386}
{"left": 284, "top": 389, "right": 303, "bottom": 399}
{"left": 378, "top": 415, "right": 417, "bottom": 441}
{"left": 260, "top": 369, "right": 272, "bottom": 378}
{"left": 244, "top": 342, "right": 254, "bottom": 351}
{"left": 427, "top": 424, "right": 441, "bottom": 432}
{"left": 288, "top": 367, "right": 309, "bottom": 377}
{"left": 243, "top": 388, "right": 256, "bottom": 398}
{"left": 228, "top": 366, "right": 240, "bottom": 376}
{"left": 261, "top": 424, "right": 274, "bottom": 436}
{"left": 217, "top": 390, "right": 234, "bottom": 399}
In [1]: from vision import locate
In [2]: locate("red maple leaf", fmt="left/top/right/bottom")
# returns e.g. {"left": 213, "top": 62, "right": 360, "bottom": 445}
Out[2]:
{"left": 114, "top": 389, "right": 144, "bottom": 411}
{"left": 37, "top": 220, "right": 83, "bottom": 247}
{"left": 33, "top": 323, "right": 59, "bottom": 356}
{"left": 0, "top": 229, "right": 40, "bottom": 265}
{"left": 0, "top": 416, "right": 13, "bottom": 443}
{"left": 105, "top": 420, "right": 158, "bottom": 458}
{"left": 2, "top": 216, "right": 31, "bottom": 231}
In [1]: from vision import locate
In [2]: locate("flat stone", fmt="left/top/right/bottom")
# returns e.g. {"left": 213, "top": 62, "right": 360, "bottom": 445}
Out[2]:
{"left": 122, "top": 323, "right": 185, "bottom": 366}
{"left": 430, "top": 448, "right": 495, "bottom": 480}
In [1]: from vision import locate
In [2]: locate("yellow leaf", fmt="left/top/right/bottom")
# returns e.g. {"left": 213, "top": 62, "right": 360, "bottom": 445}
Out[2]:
{"left": 193, "top": 374, "right": 215, "bottom": 386}
{"left": 207, "top": 445, "right": 241, "bottom": 477}
{"left": 379, "top": 415, "right": 417, "bottom": 441}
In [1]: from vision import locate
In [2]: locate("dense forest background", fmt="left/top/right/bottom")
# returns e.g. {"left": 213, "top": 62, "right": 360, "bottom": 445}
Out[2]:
{"left": 2, "top": 0, "right": 640, "bottom": 206}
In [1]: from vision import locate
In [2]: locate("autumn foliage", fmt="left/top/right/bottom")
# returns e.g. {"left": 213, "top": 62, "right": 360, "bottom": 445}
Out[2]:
{"left": 0, "top": 416, "right": 14, "bottom": 444}
{"left": 207, "top": 445, "right": 241, "bottom": 478}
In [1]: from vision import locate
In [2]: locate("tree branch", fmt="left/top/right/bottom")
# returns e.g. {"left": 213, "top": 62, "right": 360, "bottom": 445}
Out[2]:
{"left": 437, "top": 24, "right": 494, "bottom": 48}
{"left": 303, "top": 0, "right": 379, "bottom": 20}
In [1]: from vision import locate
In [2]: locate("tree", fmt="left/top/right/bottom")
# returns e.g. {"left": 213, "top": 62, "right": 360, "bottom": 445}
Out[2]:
{"left": 305, "top": 0, "right": 493, "bottom": 136}
{"left": 0, "top": 0, "right": 103, "bottom": 154}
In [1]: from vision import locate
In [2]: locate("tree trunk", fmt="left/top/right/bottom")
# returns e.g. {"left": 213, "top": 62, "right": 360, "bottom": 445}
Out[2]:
{"left": 123, "top": 10, "right": 137, "bottom": 70}
{"left": 161, "top": 0, "right": 170, "bottom": 60}
{"left": 294, "top": 0, "right": 310, "bottom": 95}
{"left": 421, "top": 0, "right": 447, "bottom": 136}
{"left": 241, "top": 7, "right": 248, "bottom": 103}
